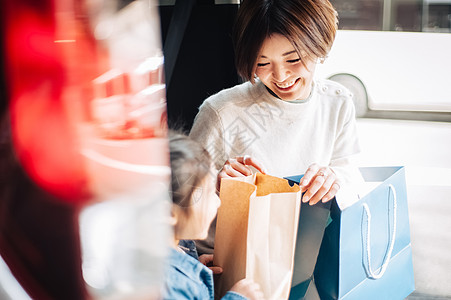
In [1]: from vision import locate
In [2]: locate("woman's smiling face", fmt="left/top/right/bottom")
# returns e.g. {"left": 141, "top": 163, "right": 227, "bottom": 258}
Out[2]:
{"left": 255, "top": 33, "right": 317, "bottom": 101}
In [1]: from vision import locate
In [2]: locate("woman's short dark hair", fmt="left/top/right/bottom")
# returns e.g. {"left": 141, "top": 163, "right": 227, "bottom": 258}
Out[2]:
{"left": 169, "top": 130, "right": 211, "bottom": 223}
{"left": 233, "top": 0, "right": 338, "bottom": 82}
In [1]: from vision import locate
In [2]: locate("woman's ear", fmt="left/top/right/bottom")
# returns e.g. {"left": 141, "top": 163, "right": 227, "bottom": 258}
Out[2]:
{"left": 318, "top": 55, "right": 328, "bottom": 64}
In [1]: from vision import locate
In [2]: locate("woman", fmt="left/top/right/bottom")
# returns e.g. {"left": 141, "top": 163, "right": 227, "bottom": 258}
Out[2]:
{"left": 190, "top": 0, "right": 363, "bottom": 255}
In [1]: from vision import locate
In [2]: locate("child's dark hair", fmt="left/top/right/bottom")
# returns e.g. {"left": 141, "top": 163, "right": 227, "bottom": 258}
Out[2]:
{"left": 169, "top": 130, "right": 212, "bottom": 212}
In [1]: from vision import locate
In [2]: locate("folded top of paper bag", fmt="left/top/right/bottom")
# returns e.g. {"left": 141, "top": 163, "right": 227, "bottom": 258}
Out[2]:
{"left": 228, "top": 173, "right": 300, "bottom": 196}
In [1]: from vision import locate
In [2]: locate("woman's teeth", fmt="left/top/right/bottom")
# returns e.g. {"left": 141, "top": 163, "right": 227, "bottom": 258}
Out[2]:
{"left": 276, "top": 79, "right": 296, "bottom": 89}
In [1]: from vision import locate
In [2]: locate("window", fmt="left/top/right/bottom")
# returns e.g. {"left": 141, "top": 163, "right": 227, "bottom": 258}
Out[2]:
{"left": 316, "top": 0, "right": 451, "bottom": 120}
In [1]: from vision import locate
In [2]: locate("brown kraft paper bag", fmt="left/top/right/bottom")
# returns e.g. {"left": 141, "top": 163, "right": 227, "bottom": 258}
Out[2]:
{"left": 213, "top": 173, "right": 302, "bottom": 300}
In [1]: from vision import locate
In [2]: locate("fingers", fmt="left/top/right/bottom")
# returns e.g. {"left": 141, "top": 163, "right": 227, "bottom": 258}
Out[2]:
{"left": 299, "top": 163, "right": 321, "bottom": 192}
{"left": 237, "top": 155, "right": 267, "bottom": 174}
{"left": 198, "top": 254, "right": 223, "bottom": 274}
{"left": 198, "top": 254, "right": 214, "bottom": 266}
{"left": 230, "top": 278, "right": 265, "bottom": 300}
{"left": 302, "top": 172, "right": 334, "bottom": 205}
{"left": 218, "top": 158, "right": 252, "bottom": 179}
{"left": 218, "top": 155, "right": 267, "bottom": 181}
{"left": 301, "top": 164, "right": 340, "bottom": 205}
{"left": 209, "top": 266, "right": 223, "bottom": 275}
{"left": 216, "top": 163, "right": 249, "bottom": 193}
{"left": 228, "top": 158, "right": 253, "bottom": 176}
{"left": 322, "top": 181, "right": 341, "bottom": 203}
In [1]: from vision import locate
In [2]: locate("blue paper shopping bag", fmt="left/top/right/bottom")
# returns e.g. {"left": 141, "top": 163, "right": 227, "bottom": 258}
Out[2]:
{"left": 314, "top": 166, "right": 415, "bottom": 300}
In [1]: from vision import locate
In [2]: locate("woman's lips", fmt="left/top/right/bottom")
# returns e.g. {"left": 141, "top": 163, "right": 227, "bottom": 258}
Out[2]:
{"left": 274, "top": 78, "right": 300, "bottom": 91}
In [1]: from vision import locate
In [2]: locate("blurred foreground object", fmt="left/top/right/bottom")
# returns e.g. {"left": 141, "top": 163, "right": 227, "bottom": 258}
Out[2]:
{"left": 0, "top": 254, "right": 32, "bottom": 299}
{"left": 0, "top": 116, "right": 87, "bottom": 299}
{"left": 1, "top": 0, "right": 171, "bottom": 299}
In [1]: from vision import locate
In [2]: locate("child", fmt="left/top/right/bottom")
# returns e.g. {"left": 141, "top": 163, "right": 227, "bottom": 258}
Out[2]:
{"left": 164, "top": 131, "right": 264, "bottom": 300}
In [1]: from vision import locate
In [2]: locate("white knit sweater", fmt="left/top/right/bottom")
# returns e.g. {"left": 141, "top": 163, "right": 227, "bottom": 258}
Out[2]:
{"left": 190, "top": 78, "right": 362, "bottom": 184}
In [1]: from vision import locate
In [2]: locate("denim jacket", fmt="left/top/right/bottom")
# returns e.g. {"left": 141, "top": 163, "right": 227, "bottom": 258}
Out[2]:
{"left": 163, "top": 248, "right": 248, "bottom": 300}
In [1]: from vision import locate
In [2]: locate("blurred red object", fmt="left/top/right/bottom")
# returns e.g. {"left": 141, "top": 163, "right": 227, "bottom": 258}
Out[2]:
{"left": 1, "top": 1, "right": 170, "bottom": 299}
{"left": 90, "top": 60, "right": 166, "bottom": 140}
{"left": 3, "top": 0, "right": 109, "bottom": 203}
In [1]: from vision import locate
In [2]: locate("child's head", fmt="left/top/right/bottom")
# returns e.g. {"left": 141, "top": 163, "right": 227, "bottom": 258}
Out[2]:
{"left": 233, "top": 0, "right": 338, "bottom": 83}
{"left": 169, "top": 131, "right": 220, "bottom": 241}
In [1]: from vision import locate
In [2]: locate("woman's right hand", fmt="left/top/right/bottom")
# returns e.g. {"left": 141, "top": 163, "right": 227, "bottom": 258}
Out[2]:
{"left": 217, "top": 155, "right": 266, "bottom": 191}
{"left": 229, "top": 278, "right": 265, "bottom": 300}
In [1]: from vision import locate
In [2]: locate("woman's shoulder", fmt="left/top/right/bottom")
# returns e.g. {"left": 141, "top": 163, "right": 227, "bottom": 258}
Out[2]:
{"left": 315, "top": 78, "right": 355, "bottom": 109}
{"left": 316, "top": 78, "right": 353, "bottom": 100}
{"left": 201, "top": 81, "right": 259, "bottom": 112}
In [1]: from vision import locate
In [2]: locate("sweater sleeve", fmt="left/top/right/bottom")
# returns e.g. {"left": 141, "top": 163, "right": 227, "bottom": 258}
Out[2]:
{"left": 189, "top": 102, "right": 228, "bottom": 173}
{"left": 330, "top": 95, "right": 364, "bottom": 184}
{"left": 189, "top": 102, "right": 225, "bottom": 256}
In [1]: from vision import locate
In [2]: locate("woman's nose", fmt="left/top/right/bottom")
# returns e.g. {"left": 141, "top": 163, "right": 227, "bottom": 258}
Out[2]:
{"left": 272, "top": 64, "right": 289, "bottom": 82}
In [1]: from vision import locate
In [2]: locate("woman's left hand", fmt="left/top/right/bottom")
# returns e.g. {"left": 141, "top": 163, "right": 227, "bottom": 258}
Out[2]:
{"left": 299, "top": 163, "right": 341, "bottom": 205}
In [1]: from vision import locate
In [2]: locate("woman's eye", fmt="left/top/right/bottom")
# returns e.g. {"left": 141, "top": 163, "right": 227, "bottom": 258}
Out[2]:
{"left": 257, "top": 62, "right": 269, "bottom": 67}
{"left": 287, "top": 58, "right": 300, "bottom": 63}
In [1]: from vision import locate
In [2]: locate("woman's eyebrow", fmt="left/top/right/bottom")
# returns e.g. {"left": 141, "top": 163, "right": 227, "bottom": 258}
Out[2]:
{"left": 259, "top": 50, "right": 297, "bottom": 59}
{"left": 282, "top": 50, "right": 297, "bottom": 56}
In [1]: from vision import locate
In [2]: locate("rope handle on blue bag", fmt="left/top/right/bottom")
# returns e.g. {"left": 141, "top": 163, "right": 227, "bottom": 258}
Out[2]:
{"left": 362, "top": 184, "right": 397, "bottom": 279}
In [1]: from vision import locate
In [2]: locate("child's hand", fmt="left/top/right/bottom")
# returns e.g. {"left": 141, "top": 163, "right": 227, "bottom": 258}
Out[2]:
{"left": 198, "top": 254, "right": 223, "bottom": 274}
{"left": 299, "top": 163, "right": 341, "bottom": 205}
{"left": 230, "top": 278, "right": 265, "bottom": 300}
